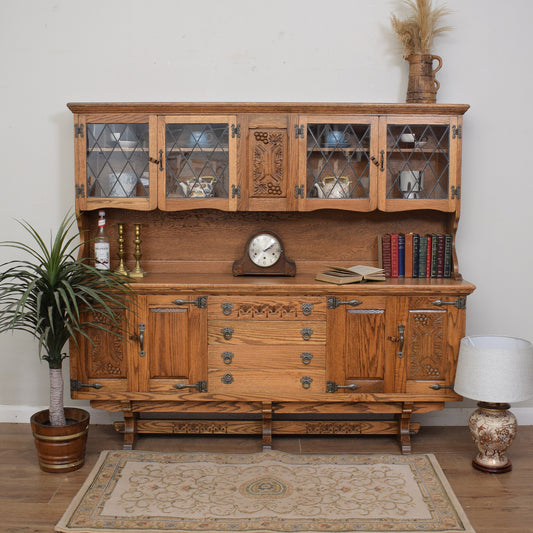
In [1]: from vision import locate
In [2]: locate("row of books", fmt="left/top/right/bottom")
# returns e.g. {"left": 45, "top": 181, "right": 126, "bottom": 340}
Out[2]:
{"left": 378, "top": 233, "right": 454, "bottom": 278}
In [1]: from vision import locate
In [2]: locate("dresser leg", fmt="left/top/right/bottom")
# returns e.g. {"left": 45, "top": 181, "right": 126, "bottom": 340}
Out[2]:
{"left": 398, "top": 402, "right": 414, "bottom": 454}
{"left": 121, "top": 401, "right": 138, "bottom": 450}
{"left": 262, "top": 401, "right": 273, "bottom": 450}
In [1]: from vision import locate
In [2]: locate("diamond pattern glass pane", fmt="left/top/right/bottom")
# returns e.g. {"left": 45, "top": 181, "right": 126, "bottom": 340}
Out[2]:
{"left": 306, "top": 124, "right": 371, "bottom": 199}
{"left": 386, "top": 124, "right": 450, "bottom": 200}
{"left": 165, "top": 123, "right": 229, "bottom": 199}
{"left": 86, "top": 123, "right": 149, "bottom": 198}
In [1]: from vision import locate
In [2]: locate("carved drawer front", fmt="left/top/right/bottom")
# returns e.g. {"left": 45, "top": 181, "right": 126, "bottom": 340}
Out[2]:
{"left": 208, "top": 296, "right": 326, "bottom": 320}
{"left": 208, "top": 320, "right": 326, "bottom": 345}
{"left": 208, "top": 368, "right": 325, "bottom": 396}
{"left": 208, "top": 345, "right": 326, "bottom": 371}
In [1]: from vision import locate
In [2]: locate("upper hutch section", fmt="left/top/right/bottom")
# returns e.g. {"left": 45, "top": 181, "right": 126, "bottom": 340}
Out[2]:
{"left": 68, "top": 102, "right": 468, "bottom": 214}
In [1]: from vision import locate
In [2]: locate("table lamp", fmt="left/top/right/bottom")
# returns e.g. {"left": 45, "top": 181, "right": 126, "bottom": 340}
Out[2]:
{"left": 454, "top": 335, "right": 533, "bottom": 473}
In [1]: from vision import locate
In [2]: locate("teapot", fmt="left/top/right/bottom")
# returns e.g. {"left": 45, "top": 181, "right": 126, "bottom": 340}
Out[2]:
{"left": 314, "top": 176, "right": 352, "bottom": 199}
{"left": 179, "top": 176, "right": 217, "bottom": 198}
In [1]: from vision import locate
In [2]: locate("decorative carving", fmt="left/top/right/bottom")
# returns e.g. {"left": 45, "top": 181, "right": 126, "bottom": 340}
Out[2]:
{"left": 250, "top": 129, "right": 286, "bottom": 198}
{"left": 305, "top": 422, "right": 373, "bottom": 434}
{"left": 236, "top": 303, "right": 299, "bottom": 319}
{"left": 407, "top": 310, "right": 445, "bottom": 380}
{"left": 89, "top": 313, "right": 125, "bottom": 377}
{"left": 172, "top": 422, "right": 228, "bottom": 434}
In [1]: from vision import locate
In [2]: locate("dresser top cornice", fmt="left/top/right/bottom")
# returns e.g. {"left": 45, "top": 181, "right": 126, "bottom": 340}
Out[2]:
{"left": 67, "top": 102, "right": 470, "bottom": 116}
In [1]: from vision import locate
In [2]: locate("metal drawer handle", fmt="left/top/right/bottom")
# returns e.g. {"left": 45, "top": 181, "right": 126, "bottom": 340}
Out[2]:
{"left": 429, "top": 384, "right": 454, "bottom": 390}
{"left": 300, "top": 376, "right": 313, "bottom": 389}
{"left": 300, "top": 352, "right": 313, "bottom": 365}
{"left": 221, "top": 373, "right": 234, "bottom": 384}
{"left": 221, "top": 302, "right": 234, "bottom": 315}
{"left": 301, "top": 327, "right": 313, "bottom": 341}
{"left": 221, "top": 351, "right": 234, "bottom": 364}
{"left": 301, "top": 303, "right": 314, "bottom": 316}
{"left": 221, "top": 326, "right": 234, "bottom": 340}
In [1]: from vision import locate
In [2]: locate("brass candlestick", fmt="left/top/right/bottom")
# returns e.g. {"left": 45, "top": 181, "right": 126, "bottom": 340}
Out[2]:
{"left": 129, "top": 223, "right": 145, "bottom": 278}
{"left": 115, "top": 223, "right": 129, "bottom": 276}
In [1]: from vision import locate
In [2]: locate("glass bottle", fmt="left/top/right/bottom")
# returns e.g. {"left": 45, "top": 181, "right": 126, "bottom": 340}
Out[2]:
{"left": 94, "top": 210, "right": 110, "bottom": 270}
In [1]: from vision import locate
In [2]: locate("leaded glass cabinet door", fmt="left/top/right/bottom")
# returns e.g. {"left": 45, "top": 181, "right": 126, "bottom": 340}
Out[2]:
{"left": 74, "top": 114, "right": 157, "bottom": 211}
{"left": 158, "top": 115, "right": 238, "bottom": 211}
{"left": 297, "top": 116, "right": 378, "bottom": 211}
{"left": 379, "top": 116, "right": 462, "bottom": 212}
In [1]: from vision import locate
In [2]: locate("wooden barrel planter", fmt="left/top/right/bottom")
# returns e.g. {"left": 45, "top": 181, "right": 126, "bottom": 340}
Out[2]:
{"left": 30, "top": 407, "right": 90, "bottom": 473}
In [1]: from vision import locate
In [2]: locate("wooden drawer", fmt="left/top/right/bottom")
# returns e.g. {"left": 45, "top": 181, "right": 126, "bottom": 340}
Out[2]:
{"left": 208, "top": 345, "right": 325, "bottom": 371}
{"left": 208, "top": 296, "right": 327, "bottom": 320}
{"left": 208, "top": 320, "right": 326, "bottom": 345}
{"left": 208, "top": 368, "right": 325, "bottom": 396}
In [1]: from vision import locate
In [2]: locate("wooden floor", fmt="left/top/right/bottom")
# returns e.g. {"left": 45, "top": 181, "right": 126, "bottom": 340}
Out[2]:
{"left": 1, "top": 423, "right": 532, "bottom": 532}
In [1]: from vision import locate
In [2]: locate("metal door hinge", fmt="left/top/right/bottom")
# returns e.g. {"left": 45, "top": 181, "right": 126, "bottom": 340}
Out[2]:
{"left": 295, "top": 124, "right": 305, "bottom": 138}
{"left": 432, "top": 297, "right": 466, "bottom": 310}
{"left": 70, "top": 379, "right": 103, "bottom": 391}
{"left": 326, "top": 381, "right": 360, "bottom": 393}
{"left": 232, "top": 184, "right": 241, "bottom": 198}
{"left": 75, "top": 184, "right": 85, "bottom": 198}
{"left": 75, "top": 124, "right": 84, "bottom": 138}
{"left": 451, "top": 186, "right": 461, "bottom": 199}
{"left": 173, "top": 380, "right": 208, "bottom": 393}
{"left": 173, "top": 296, "right": 207, "bottom": 308}
{"left": 327, "top": 297, "right": 362, "bottom": 309}
{"left": 429, "top": 383, "right": 454, "bottom": 390}
{"left": 231, "top": 124, "right": 241, "bottom": 138}
{"left": 294, "top": 185, "right": 304, "bottom": 198}
{"left": 452, "top": 125, "right": 462, "bottom": 139}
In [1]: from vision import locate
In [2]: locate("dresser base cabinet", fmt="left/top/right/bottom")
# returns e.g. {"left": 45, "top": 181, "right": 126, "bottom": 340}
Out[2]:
{"left": 70, "top": 281, "right": 473, "bottom": 453}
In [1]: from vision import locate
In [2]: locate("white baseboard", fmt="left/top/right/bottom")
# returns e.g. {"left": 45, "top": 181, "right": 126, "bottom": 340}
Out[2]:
{"left": 2, "top": 404, "right": 533, "bottom": 426}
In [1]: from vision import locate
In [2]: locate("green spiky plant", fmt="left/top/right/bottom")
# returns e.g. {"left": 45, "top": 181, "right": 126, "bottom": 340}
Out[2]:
{"left": 0, "top": 212, "right": 132, "bottom": 426}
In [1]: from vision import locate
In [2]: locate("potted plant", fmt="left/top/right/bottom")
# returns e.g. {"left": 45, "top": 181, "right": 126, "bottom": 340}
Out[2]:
{"left": 0, "top": 212, "right": 131, "bottom": 472}
{"left": 390, "top": 0, "right": 452, "bottom": 102}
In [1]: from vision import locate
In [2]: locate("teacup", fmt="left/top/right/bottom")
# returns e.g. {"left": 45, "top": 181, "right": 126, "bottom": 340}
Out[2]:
{"left": 179, "top": 176, "right": 217, "bottom": 197}
{"left": 314, "top": 176, "right": 352, "bottom": 199}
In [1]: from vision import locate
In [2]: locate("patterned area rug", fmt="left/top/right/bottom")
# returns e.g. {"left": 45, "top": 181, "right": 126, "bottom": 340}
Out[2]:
{"left": 56, "top": 450, "right": 475, "bottom": 533}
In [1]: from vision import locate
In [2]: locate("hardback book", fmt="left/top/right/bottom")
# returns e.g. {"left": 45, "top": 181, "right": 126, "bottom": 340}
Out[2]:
{"left": 398, "top": 234, "right": 405, "bottom": 278}
{"left": 426, "top": 234, "right": 432, "bottom": 278}
{"left": 381, "top": 234, "right": 392, "bottom": 277}
{"left": 412, "top": 233, "right": 420, "bottom": 278}
{"left": 316, "top": 264, "right": 386, "bottom": 284}
{"left": 418, "top": 235, "right": 428, "bottom": 278}
{"left": 404, "top": 233, "right": 413, "bottom": 278}
{"left": 430, "top": 234, "right": 439, "bottom": 278}
{"left": 443, "top": 234, "right": 453, "bottom": 278}
{"left": 390, "top": 233, "right": 399, "bottom": 278}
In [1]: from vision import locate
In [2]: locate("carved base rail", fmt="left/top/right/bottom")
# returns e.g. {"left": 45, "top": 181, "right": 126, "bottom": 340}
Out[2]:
{"left": 112, "top": 402, "right": 420, "bottom": 453}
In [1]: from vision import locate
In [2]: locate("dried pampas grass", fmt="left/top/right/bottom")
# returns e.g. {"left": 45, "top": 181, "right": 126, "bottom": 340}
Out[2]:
{"left": 391, "top": 0, "right": 452, "bottom": 57}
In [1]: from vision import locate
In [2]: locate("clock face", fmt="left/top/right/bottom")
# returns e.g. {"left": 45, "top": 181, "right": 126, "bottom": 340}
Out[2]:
{"left": 248, "top": 233, "right": 282, "bottom": 267}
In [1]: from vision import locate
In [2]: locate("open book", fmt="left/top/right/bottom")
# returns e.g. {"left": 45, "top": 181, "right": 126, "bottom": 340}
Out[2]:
{"left": 315, "top": 264, "right": 386, "bottom": 284}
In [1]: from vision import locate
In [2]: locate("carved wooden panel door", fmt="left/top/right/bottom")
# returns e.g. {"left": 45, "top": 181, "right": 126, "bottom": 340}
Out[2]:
{"left": 326, "top": 295, "right": 395, "bottom": 395}
{"left": 395, "top": 295, "right": 465, "bottom": 398}
{"left": 240, "top": 114, "right": 299, "bottom": 211}
{"left": 136, "top": 295, "right": 208, "bottom": 395}
{"left": 69, "top": 309, "right": 134, "bottom": 399}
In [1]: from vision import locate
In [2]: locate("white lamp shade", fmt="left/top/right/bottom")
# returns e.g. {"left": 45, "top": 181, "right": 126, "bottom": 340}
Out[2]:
{"left": 454, "top": 336, "right": 533, "bottom": 403}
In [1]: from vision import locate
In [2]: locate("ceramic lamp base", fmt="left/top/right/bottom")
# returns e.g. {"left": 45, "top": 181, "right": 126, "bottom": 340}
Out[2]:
{"left": 469, "top": 402, "right": 516, "bottom": 473}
